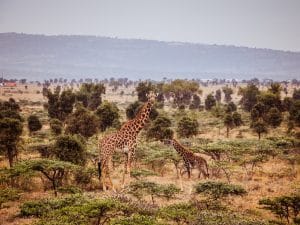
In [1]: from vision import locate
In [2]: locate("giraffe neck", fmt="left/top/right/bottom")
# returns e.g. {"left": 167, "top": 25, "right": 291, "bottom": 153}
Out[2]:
{"left": 172, "top": 139, "right": 189, "bottom": 157}
{"left": 132, "top": 100, "right": 154, "bottom": 133}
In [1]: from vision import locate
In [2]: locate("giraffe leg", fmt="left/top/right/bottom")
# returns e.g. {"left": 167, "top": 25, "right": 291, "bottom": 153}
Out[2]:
{"left": 122, "top": 153, "right": 129, "bottom": 188}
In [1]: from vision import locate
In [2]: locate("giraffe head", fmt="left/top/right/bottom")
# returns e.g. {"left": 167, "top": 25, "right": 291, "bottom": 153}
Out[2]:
{"left": 146, "top": 91, "right": 157, "bottom": 103}
{"left": 163, "top": 138, "right": 174, "bottom": 146}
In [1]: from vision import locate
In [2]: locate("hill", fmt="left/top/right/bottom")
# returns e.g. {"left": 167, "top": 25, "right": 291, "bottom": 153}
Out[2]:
{"left": 0, "top": 33, "right": 299, "bottom": 80}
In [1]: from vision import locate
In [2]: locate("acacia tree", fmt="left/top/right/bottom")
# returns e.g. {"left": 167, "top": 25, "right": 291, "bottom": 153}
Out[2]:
{"left": 10, "top": 159, "right": 78, "bottom": 196}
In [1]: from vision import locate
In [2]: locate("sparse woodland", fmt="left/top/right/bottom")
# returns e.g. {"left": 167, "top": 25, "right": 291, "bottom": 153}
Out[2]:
{"left": 0, "top": 78, "right": 300, "bottom": 225}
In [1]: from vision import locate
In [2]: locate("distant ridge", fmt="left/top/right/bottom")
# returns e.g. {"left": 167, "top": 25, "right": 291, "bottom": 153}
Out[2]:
{"left": 0, "top": 32, "right": 299, "bottom": 81}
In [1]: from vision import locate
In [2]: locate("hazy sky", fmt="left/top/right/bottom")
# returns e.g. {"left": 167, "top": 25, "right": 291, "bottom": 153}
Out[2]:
{"left": 1, "top": 0, "right": 300, "bottom": 51}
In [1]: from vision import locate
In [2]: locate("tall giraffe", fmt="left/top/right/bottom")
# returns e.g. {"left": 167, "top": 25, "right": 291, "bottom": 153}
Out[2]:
{"left": 98, "top": 92, "right": 156, "bottom": 191}
{"left": 166, "top": 138, "right": 209, "bottom": 179}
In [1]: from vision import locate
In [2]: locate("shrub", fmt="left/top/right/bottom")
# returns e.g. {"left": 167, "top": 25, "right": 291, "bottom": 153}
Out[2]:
{"left": 259, "top": 193, "right": 300, "bottom": 224}
{"left": 52, "top": 135, "right": 87, "bottom": 166}
{"left": 195, "top": 181, "right": 247, "bottom": 201}
{"left": 65, "top": 106, "right": 98, "bottom": 138}
{"left": 50, "top": 118, "right": 63, "bottom": 135}
{"left": 205, "top": 94, "right": 216, "bottom": 110}
{"left": 27, "top": 115, "right": 42, "bottom": 133}
{"left": 0, "top": 117, "right": 23, "bottom": 167}
{"left": 95, "top": 101, "right": 120, "bottom": 131}
{"left": 146, "top": 115, "right": 173, "bottom": 141}
{"left": 159, "top": 203, "right": 197, "bottom": 225}
{"left": 266, "top": 107, "right": 282, "bottom": 128}
{"left": 177, "top": 116, "right": 199, "bottom": 138}
{"left": 0, "top": 188, "right": 20, "bottom": 208}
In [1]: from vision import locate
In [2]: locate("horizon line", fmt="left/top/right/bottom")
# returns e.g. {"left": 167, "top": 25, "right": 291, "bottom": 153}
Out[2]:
{"left": 1, "top": 32, "right": 299, "bottom": 54}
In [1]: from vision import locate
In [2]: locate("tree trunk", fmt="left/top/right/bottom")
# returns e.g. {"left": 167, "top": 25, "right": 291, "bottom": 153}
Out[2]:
{"left": 7, "top": 148, "right": 14, "bottom": 168}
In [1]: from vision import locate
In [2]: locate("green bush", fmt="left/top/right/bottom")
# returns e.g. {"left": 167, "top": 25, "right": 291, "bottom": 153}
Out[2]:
{"left": 52, "top": 135, "right": 87, "bottom": 166}
{"left": 195, "top": 181, "right": 247, "bottom": 200}
{"left": 177, "top": 116, "right": 199, "bottom": 138}
{"left": 0, "top": 188, "right": 20, "bottom": 208}
{"left": 27, "top": 115, "right": 42, "bottom": 133}
{"left": 49, "top": 118, "right": 63, "bottom": 135}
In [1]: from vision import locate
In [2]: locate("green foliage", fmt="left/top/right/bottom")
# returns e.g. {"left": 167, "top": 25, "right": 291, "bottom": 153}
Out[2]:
{"left": 20, "top": 194, "right": 85, "bottom": 217}
{"left": 76, "top": 83, "right": 106, "bottom": 110}
{"left": 95, "top": 100, "right": 121, "bottom": 131}
{"left": 195, "top": 181, "right": 247, "bottom": 200}
{"left": 224, "top": 114, "right": 234, "bottom": 137}
{"left": 49, "top": 118, "right": 63, "bottom": 135}
{"left": 215, "top": 89, "right": 222, "bottom": 103}
{"left": 0, "top": 117, "right": 23, "bottom": 167}
{"left": 289, "top": 100, "right": 300, "bottom": 126}
{"left": 52, "top": 135, "right": 87, "bottom": 165}
{"left": 130, "top": 169, "right": 157, "bottom": 180}
{"left": 126, "top": 101, "right": 159, "bottom": 120}
{"left": 251, "top": 120, "right": 268, "bottom": 140}
{"left": 65, "top": 105, "right": 99, "bottom": 138}
{"left": 293, "top": 88, "right": 300, "bottom": 100}
{"left": 45, "top": 87, "right": 76, "bottom": 121}
{"left": 232, "top": 112, "right": 243, "bottom": 126}
{"left": 163, "top": 79, "right": 201, "bottom": 106}
{"left": 239, "top": 84, "right": 260, "bottom": 112}
{"left": 0, "top": 98, "right": 22, "bottom": 121}
{"left": 136, "top": 81, "right": 155, "bottom": 102}
{"left": 0, "top": 188, "right": 20, "bottom": 208}
{"left": 266, "top": 107, "right": 282, "bottom": 128}
{"left": 205, "top": 94, "right": 217, "bottom": 110}
{"left": 57, "top": 186, "right": 82, "bottom": 194}
{"left": 128, "top": 180, "right": 180, "bottom": 203}
{"left": 159, "top": 203, "right": 197, "bottom": 224}
{"left": 126, "top": 101, "right": 143, "bottom": 119}
{"left": 10, "top": 159, "right": 79, "bottom": 196}
{"left": 146, "top": 115, "right": 174, "bottom": 141}
{"left": 222, "top": 87, "right": 233, "bottom": 103}
{"left": 225, "top": 102, "right": 237, "bottom": 113}
{"left": 190, "top": 94, "right": 201, "bottom": 109}
{"left": 111, "top": 214, "right": 159, "bottom": 225}
{"left": 177, "top": 116, "right": 199, "bottom": 138}
{"left": 258, "top": 92, "right": 282, "bottom": 112}
{"left": 259, "top": 193, "right": 300, "bottom": 224}
{"left": 195, "top": 210, "right": 269, "bottom": 225}
{"left": 27, "top": 114, "right": 42, "bottom": 133}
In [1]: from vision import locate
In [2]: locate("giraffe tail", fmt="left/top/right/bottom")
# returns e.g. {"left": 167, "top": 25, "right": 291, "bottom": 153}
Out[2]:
{"left": 98, "top": 161, "right": 102, "bottom": 179}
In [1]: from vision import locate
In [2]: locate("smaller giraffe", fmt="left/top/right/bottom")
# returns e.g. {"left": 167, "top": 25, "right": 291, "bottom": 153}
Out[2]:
{"left": 165, "top": 138, "right": 209, "bottom": 179}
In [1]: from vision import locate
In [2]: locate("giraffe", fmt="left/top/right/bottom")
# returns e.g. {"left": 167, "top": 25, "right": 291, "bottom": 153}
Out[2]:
{"left": 98, "top": 92, "right": 156, "bottom": 191}
{"left": 165, "top": 138, "right": 209, "bottom": 179}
